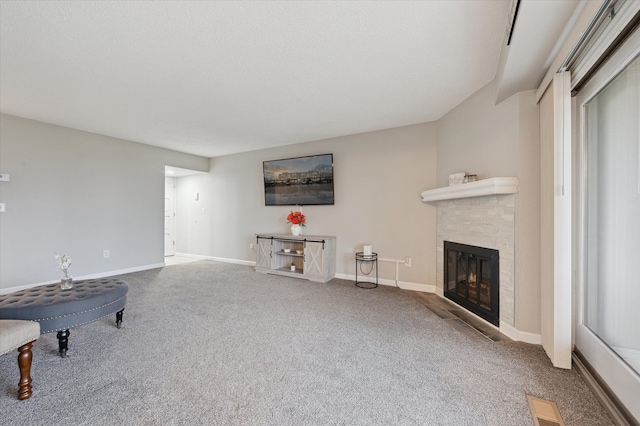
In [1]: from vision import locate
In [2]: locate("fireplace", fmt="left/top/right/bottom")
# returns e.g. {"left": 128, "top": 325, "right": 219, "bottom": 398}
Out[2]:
{"left": 444, "top": 241, "right": 499, "bottom": 326}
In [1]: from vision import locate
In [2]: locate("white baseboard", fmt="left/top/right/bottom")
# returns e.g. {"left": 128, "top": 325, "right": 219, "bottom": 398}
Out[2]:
{"left": 333, "top": 272, "right": 435, "bottom": 293}
{"left": 174, "top": 252, "right": 256, "bottom": 266}
{"left": 0, "top": 281, "right": 57, "bottom": 295}
{"left": 500, "top": 321, "right": 542, "bottom": 344}
{"left": 0, "top": 262, "right": 165, "bottom": 295}
{"left": 193, "top": 255, "right": 433, "bottom": 291}
{"left": 177, "top": 254, "right": 431, "bottom": 292}
{"left": 174, "top": 252, "right": 210, "bottom": 260}
{"left": 211, "top": 257, "right": 255, "bottom": 266}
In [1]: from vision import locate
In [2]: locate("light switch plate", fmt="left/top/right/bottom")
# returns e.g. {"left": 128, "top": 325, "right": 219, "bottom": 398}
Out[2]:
{"left": 0, "top": 203, "right": 6, "bottom": 212}
{"left": 0, "top": 174, "right": 10, "bottom": 182}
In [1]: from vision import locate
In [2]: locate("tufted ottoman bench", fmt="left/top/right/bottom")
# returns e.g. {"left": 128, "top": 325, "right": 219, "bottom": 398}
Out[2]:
{"left": 0, "top": 278, "right": 128, "bottom": 358}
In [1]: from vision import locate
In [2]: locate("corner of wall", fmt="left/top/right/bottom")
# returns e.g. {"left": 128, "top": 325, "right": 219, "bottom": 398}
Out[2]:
{"left": 514, "top": 89, "right": 542, "bottom": 336}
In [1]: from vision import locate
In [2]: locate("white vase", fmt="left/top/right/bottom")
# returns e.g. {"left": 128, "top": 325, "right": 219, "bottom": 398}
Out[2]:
{"left": 291, "top": 224, "right": 301, "bottom": 236}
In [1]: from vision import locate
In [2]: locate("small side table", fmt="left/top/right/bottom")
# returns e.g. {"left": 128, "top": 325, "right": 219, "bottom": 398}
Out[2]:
{"left": 355, "top": 252, "right": 378, "bottom": 289}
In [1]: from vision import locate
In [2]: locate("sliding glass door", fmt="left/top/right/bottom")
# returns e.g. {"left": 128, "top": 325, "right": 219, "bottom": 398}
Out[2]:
{"left": 575, "top": 28, "right": 640, "bottom": 421}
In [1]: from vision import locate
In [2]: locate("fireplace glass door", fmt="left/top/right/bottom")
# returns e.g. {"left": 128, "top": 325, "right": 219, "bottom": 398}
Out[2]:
{"left": 444, "top": 242, "right": 499, "bottom": 325}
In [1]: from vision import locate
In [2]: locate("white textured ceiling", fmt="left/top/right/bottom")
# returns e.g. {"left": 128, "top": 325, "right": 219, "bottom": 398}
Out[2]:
{"left": 1, "top": 1, "right": 510, "bottom": 158}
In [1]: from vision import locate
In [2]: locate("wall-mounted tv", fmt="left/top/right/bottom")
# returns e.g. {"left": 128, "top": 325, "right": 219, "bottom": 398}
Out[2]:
{"left": 263, "top": 153, "right": 334, "bottom": 206}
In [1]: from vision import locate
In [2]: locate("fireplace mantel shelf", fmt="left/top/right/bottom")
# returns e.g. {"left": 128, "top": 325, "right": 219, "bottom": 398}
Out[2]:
{"left": 421, "top": 177, "right": 519, "bottom": 202}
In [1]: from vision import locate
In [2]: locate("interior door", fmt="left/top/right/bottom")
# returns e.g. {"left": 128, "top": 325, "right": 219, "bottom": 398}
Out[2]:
{"left": 164, "top": 177, "right": 176, "bottom": 257}
{"left": 575, "top": 29, "right": 640, "bottom": 421}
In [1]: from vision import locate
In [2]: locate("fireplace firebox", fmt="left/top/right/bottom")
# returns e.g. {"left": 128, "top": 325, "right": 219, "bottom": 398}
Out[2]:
{"left": 444, "top": 241, "right": 499, "bottom": 326}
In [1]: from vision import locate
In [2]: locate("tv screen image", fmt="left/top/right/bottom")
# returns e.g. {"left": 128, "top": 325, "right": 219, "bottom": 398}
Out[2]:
{"left": 263, "top": 153, "right": 334, "bottom": 206}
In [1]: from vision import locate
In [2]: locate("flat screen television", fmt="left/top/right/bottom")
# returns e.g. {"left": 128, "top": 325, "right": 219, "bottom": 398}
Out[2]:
{"left": 263, "top": 153, "right": 334, "bottom": 206}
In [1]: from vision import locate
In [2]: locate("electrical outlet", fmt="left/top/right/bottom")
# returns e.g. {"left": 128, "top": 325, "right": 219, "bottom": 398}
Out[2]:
{"left": 249, "top": 243, "right": 254, "bottom": 251}
{"left": 404, "top": 256, "right": 412, "bottom": 267}
{"left": 0, "top": 203, "right": 5, "bottom": 213}
{"left": 103, "top": 250, "right": 110, "bottom": 259}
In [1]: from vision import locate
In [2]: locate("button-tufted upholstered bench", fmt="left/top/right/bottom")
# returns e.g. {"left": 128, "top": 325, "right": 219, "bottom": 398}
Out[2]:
{"left": 0, "top": 278, "right": 128, "bottom": 358}
{"left": 0, "top": 319, "right": 40, "bottom": 400}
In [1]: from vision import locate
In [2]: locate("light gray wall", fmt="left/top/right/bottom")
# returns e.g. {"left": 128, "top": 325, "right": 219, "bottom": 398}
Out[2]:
{"left": 540, "top": 83, "right": 555, "bottom": 352}
{"left": 0, "top": 114, "right": 208, "bottom": 291}
{"left": 436, "top": 80, "right": 520, "bottom": 187}
{"left": 515, "top": 90, "right": 541, "bottom": 335}
{"left": 175, "top": 123, "right": 438, "bottom": 286}
{"left": 435, "top": 81, "right": 541, "bottom": 335}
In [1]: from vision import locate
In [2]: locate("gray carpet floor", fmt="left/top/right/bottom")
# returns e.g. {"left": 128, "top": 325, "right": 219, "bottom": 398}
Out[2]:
{"left": 1, "top": 261, "right": 613, "bottom": 425}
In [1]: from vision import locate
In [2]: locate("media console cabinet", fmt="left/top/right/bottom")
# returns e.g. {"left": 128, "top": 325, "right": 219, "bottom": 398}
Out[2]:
{"left": 255, "top": 234, "right": 336, "bottom": 283}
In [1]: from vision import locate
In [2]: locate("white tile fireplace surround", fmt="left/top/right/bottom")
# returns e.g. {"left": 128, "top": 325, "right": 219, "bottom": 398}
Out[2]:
{"left": 422, "top": 178, "right": 519, "bottom": 336}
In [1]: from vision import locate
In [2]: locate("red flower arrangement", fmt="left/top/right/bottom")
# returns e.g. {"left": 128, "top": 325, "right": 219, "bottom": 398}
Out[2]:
{"left": 287, "top": 211, "right": 306, "bottom": 227}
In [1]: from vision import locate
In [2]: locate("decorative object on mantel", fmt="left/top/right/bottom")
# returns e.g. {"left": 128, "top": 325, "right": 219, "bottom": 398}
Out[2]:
{"left": 464, "top": 174, "right": 477, "bottom": 183}
{"left": 421, "top": 177, "right": 519, "bottom": 202}
{"left": 287, "top": 211, "right": 306, "bottom": 235}
{"left": 449, "top": 172, "right": 466, "bottom": 186}
{"left": 55, "top": 254, "right": 73, "bottom": 290}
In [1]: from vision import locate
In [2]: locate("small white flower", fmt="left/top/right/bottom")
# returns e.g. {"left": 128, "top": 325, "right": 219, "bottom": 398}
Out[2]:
{"left": 55, "top": 254, "right": 72, "bottom": 277}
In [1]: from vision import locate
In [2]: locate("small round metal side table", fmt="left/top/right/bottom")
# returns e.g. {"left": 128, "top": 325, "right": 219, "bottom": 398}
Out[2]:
{"left": 355, "top": 252, "right": 378, "bottom": 289}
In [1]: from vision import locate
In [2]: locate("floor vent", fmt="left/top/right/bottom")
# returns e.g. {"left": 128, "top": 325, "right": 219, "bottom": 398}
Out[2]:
{"left": 527, "top": 395, "right": 566, "bottom": 426}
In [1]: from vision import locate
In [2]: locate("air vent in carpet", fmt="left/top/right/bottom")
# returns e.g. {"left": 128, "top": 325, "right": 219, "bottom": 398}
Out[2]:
{"left": 526, "top": 395, "right": 566, "bottom": 426}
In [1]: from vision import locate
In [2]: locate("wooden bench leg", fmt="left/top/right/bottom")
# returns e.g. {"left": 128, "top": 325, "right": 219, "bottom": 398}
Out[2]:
{"left": 17, "top": 340, "right": 35, "bottom": 400}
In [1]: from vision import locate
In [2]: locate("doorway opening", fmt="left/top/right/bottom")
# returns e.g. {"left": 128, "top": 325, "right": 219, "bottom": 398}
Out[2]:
{"left": 164, "top": 165, "right": 208, "bottom": 261}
